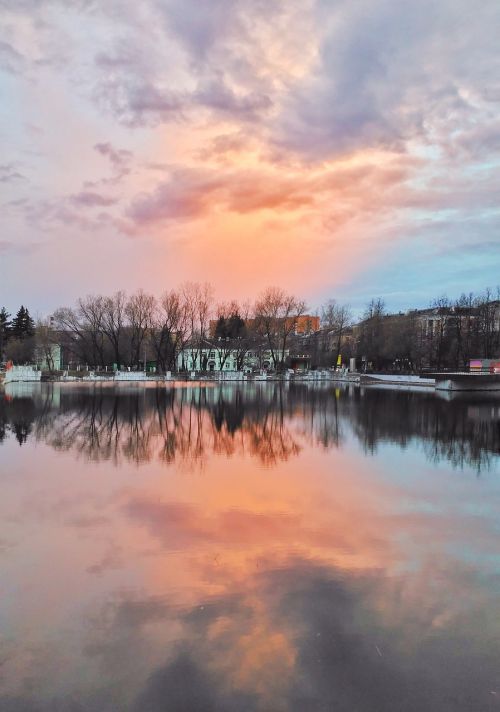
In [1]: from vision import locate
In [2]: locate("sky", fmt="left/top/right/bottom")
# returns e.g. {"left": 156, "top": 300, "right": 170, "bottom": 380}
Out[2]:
{"left": 1, "top": 0, "right": 500, "bottom": 316}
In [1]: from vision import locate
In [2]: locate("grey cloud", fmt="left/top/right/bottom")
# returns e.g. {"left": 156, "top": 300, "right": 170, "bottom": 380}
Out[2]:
{"left": 132, "top": 649, "right": 256, "bottom": 712}
{"left": 86, "top": 546, "right": 123, "bottom": 575}
{"left": 161, "top": 0, "right": 248, "bottom": 63}
{"left": 126, "top": 83, "right": 183, "bottom": 119}
{"left": 93, "top": 141, "right": 133, "bottom": 184}
{"left": 194, "top": 77, "right": 272, "bottom": 120}
{"left": 0, "top": 40, "right": 25, "bottom": 75}
{"left": 126, "top": 170, "right": 225, "bottom": 224}
{"left": 95, "top": 75, "right": 271, "bottom": 128}
{"left": 454, "top": 122, "right": 500, "bottom": 158}
{"left": 159, "top": 0, "right": 279, "bottom": 68}
{"left": 125, "top": 558, "right": 500, "bottom": 711}
{"left": 96, "top": 79, "right": 184, "bottom": 127}
{"left": 272, "top": 0, "right": 500, "bottom": 159}
{"left": 0, "top": 164, "right": 25, "bottom": 182}
{"left": 20, "top": 196, "right": 115, "bottom": 232}
{"left": 91, "top": 31, "right": 187, "bottom": 126}
{"left": 3, "top": 554, "right": 499, "bottom": 711}
{"left": 87, "top": 2, "right": 278, "bottom": 128}
{"left": 64, "top": 513, "right": 110, "bottom": 529}
{"left": 197, "top": 132, "right": 249, "bottom": 159}
{"left": 82, "top": 592, "right": 172, "bottom": 673}
{"left": 94, "top": 42, "right": 142, "bottom": 70}
{"left": 0, "top": 240, "right": 16, "bottom": 253}
{"left": 99, "top": 595, "right": 170, "bottom": 632}
{"left": 0, "top": 240, "right": 40, "bottom": 256}
{"left": 70, "top": 191, "right": 117, "bottom": 207}
{"left": 94, "top": 142, "right": 132, "bottom": 168}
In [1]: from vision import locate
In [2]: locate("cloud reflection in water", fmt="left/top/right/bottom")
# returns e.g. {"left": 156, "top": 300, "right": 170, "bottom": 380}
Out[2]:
{"left": 0, "top": 383, "right": 499, "bottom": 710}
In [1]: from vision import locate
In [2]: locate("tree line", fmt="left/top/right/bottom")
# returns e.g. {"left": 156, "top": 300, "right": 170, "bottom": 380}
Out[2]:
{"left": 47, "top": 285, "right": 309, "bottom": 372}
{"left": 2, "top": 381, "right": 496, "bottom": 470}
{"left": 1, "top": 284, "right": 499, "bottom": 372}
{"left": 350, "top": 290, "right": 500, "bottom": 372}
{"left": 0, "top": 306, "right": 36, "bottom": 363}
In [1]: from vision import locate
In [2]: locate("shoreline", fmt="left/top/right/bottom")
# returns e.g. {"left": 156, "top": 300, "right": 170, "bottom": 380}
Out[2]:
{"left": 2, "top": 371, "right": 500, "bottom": 393}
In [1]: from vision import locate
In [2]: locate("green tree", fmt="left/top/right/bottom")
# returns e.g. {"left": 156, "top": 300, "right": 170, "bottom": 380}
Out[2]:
{"left": 214, "top": 312, "right": 246, "bottom": 339}
{"left": 12, "top": 306, "right": 35, "bottom": 340}
{"left": 5, "top": 337, "right": 35, "bottom": 364}
{"left": 0, "top": 307, "right": 11, "bottom": 358}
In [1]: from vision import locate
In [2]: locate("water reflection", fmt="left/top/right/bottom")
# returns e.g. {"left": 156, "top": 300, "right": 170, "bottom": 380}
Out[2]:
{"left": 1, "top": 384, "right": 500, "bottom": 711}
{"left": 1, "top": 382, "right": 499, "bottom": 470}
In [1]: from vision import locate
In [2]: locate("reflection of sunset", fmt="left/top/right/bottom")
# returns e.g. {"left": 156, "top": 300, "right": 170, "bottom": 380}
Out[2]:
{"left": 1, "top": 384, "right": 500, "bottom": 709}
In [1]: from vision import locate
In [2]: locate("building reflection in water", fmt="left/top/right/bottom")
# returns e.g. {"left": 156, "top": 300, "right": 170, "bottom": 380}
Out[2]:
{"left": 1, "top": 381, "right": 499, "bottom": 471}
{"left": 0, "top": 382, "right": 500, "bottom": 711}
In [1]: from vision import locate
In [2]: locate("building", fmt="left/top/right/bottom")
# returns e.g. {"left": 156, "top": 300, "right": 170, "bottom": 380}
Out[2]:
{"left": 177, "top": 341, "right": 290, "bottom": 372}
{"left": 34, "top": 343, "right": 62, "bottom": 371}
{"left": 289, "top": 315, "right": 320, "bottom": 334}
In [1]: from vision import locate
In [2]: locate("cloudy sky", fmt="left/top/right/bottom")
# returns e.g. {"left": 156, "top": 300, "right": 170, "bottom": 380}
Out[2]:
{"left": 1, "top": 0, "right": 499, "bottom": 315}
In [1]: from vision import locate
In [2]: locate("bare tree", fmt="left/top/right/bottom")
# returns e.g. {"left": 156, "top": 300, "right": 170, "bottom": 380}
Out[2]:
{"left": 320, "top": 299, "right": 352, "bottom": 365}
{"left": 358, "top": 298, "right": 386, "bottom": 371}
{"left": 232, "top": 300, "right": 254, "bottom": 370}
{"left": 430, "top": 295, "right": 451, "bottom": 370}
{"left": 208, "top": 300, "right": 247, "bottom": 370}
{"left": 477, "top": 287, "right": 499, "bottom": 359}
{"left": 52, "top": 306, "right": 91, "bottom": 367}
{"left": 78, "top": 295, "right": 107, "bottom": 367}
{"left": 181, "top": 282, "right": 214, "bottom": 370}
{"left": 450, "top": 293, "right": 476, "bottom": 369}
{"left": 254, "top": 287, "right": 306, "bottom": 371}
{"left": 150, "top": 289, "right": 190, "bottom": 372}
{"left": 102, "top": 291, "right": 126, "bottom": 369}
{"left": 35, "top": 317, "right": 58, "bottom": 372}
{"left": 125, "top": 290, "right": 156, "bottom": 368}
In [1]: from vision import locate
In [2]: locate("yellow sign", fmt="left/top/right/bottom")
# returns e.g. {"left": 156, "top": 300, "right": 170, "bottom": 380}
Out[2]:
{"left": 336, "top": 354, "right": 342, "bottom": 366}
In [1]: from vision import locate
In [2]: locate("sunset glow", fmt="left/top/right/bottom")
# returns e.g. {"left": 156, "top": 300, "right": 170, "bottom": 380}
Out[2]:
{"left": 2, "top": 1, "right": 499, "bottom": 313}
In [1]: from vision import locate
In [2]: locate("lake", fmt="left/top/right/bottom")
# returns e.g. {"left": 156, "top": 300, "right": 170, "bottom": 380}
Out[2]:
{"left": 1, "top": 382, "right": 500, "bottom": 711}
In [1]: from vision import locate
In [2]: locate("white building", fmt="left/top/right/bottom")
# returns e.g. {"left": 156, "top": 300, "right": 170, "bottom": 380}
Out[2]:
{"left": 34, "top": 343, "right": 62, "bottom": 371}
{"left": 177, "top": 345, "right": 289, "bottom": 372}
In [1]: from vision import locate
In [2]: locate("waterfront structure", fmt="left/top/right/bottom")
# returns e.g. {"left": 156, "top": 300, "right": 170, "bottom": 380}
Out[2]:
{"left": 469, "top": 359, "right": 500, "bottom": 373}
{"left": 4, "top": 365, "right": 41, "bottom": 383}
{"left": 177, "top": 342, "right": 290, "bottom": 372}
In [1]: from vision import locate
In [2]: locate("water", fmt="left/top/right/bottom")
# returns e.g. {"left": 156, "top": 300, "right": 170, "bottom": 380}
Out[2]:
{"left": 0, "top": 382, "right": 499, "bottom": 712}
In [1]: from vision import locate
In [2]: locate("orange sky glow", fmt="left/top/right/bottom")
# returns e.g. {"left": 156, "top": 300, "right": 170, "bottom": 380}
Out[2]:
{"left": 1, "top": 1, "right": 499, "bottom": 313}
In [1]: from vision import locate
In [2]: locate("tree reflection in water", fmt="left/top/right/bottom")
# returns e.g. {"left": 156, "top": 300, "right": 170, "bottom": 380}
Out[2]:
{"left": 0, "top": 382, "right": 499, "bottom": 471}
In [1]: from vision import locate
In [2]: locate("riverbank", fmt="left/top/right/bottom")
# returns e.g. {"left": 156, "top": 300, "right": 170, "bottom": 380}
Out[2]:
{"left": 2, "top": 368, "right": 500, "bottom": 391}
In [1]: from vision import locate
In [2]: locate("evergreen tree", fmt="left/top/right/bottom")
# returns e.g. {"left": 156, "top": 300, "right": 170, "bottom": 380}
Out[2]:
{"left": 0, "top": 307, "right": 11, "bottom": 356}
{"left": 12, "top": 306, "right": 35, "bottom": 340}
{"left": 214, "top": 313, "right": 246, "bottom": 339}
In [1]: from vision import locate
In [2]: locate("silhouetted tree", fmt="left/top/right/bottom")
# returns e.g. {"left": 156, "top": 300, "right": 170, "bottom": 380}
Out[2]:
{"left": 11, "top": 306, "right": 35, "bottom": 340}
{"left": 358, "top": 298, "right": 386, "bottom": 370}
{"left": 254, "top": 287, "right": 306, "bottom": 371}
{"left": 0, "top": 307, "right": 11, "bottom": 358}
{"left": 320, "top": 300, "right": 352, "bottom": 366}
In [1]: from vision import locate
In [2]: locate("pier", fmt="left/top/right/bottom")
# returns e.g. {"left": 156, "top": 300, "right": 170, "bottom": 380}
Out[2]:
{"left": 431, "top": 373, "right": 500, "bottom": 391}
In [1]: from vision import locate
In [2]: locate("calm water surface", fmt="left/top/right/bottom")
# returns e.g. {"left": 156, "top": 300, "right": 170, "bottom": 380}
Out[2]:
{"left": 1, "top": 382, "right": 500, "bottom": 712}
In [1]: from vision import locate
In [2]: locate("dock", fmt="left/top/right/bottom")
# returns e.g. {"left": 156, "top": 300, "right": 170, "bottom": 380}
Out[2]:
{"left": 430, "top": 373, "right": 500, "bottom": 391}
